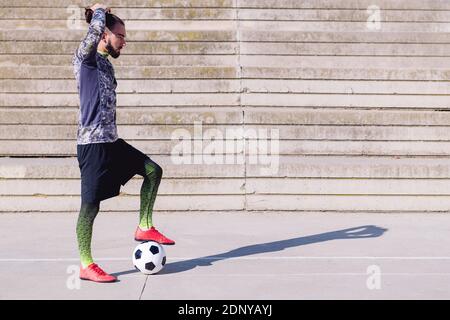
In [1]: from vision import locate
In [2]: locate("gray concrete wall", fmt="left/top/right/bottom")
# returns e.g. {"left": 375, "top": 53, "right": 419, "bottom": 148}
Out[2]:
{"left": 1, "top": 0, "right": 450, "bottom": 213}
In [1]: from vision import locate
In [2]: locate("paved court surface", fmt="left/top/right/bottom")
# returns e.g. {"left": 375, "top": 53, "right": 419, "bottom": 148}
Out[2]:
{"left": 0, "top": 211, "right": 449, "bottom": 300}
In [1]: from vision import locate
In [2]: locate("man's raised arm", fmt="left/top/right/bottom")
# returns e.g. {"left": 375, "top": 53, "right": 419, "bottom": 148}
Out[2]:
{"left": 73, "top": 4, "right": 109, "bottom": 64}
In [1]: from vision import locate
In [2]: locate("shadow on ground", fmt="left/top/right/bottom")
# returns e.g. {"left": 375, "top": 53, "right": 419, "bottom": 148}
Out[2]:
{"left": 112, "top": 225, "right": 387, "bottom": 277}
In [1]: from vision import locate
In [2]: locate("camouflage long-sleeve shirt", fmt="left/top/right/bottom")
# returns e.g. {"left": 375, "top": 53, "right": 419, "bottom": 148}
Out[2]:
{"left": 72, "top": 8, "right": 118, "bottom": 145}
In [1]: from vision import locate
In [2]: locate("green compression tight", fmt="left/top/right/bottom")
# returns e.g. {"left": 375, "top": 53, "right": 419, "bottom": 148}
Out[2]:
{"left": 76, "top": 159, "right": 162, "bottom": 267}
{"left": 138, "top": 159, "right": 163, "bottom": 230}
{"left": 76, "top": 202, "right": 100, "bottom": 268}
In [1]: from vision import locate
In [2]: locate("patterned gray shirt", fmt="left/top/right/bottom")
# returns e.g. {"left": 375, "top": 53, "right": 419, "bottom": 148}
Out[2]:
{"left": 72, "top": 8, "right": 118, "bottom": 145}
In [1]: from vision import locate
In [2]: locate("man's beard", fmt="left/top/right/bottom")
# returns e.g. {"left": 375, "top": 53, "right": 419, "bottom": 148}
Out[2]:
{"left": 106, "top": 40, "right": 121, "bottom": 59}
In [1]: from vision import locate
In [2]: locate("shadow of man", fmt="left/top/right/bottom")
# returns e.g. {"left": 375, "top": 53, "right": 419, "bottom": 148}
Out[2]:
{"left": 113, "top": 225, "right": 387, "bottom": 277}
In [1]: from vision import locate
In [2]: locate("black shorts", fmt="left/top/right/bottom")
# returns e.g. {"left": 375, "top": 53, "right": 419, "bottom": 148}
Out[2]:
{"left": 77, "top": 138, "right": 150, "bottom": 203}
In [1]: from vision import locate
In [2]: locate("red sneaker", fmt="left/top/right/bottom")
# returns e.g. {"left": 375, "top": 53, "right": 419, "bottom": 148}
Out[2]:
{"left": 135, "top": 226, "right": 175, "bottom": 245}
{"left": 79, "top": 263, "right": 117, "bottom": 283}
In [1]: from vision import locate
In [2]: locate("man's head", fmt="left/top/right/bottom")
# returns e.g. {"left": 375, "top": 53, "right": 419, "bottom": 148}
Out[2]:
{"left": 100, "top": 13, "right": 126, "bottom": 59}
{"left": 85, "top": 8, "right": 126, "bottom": 59}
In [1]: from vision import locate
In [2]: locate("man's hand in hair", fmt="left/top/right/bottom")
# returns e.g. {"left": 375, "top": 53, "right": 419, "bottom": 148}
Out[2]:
{"left": 90, "top": 3, "right": 111, "bottom": 13}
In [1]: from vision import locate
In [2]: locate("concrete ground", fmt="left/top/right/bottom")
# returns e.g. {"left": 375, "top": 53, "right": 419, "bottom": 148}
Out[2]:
{"left": 0, "top": 211, "right": 449, "bottom": 300}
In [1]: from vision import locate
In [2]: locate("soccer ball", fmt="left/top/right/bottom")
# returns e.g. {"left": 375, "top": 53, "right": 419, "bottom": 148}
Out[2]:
{"left": 133, "top": 241, "right": 167, "bottom": 275}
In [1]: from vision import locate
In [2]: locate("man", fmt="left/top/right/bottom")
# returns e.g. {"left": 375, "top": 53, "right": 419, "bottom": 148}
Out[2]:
{"left": 72, "top": 3, "right": 175, "bottom": 283}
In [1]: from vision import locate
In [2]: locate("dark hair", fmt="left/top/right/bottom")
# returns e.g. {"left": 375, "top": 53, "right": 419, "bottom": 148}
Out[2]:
{"left": 85, "top": 8, "right": 124, "bottom": 30}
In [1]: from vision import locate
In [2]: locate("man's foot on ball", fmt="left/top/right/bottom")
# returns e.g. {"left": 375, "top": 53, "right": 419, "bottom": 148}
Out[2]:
{"left": 135, "top": 226, "right": 175, "bottom": 245}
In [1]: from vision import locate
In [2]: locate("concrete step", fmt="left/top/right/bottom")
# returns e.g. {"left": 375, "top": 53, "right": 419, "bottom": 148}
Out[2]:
{"left": 240, "top": 0, "right": 450, "bottom": 10}
{"left": 5, "top": 66, "right": 450, "bottom": 81}
{"left": 4, "top": 8, "right": 450, "bottom": 22}
{"left": 237, "top": 21, "right": 450, "bottom": 33}
{"left": 4, "top": 19, "right": 450, "bottom": 32}
{"left": 0, "top": 20, "right": 237, "bottom": 30}
{"left": 242, "top": 67, "right": 450, "bottom": 81}
{"left": 2, "top": 0, "right": 450, "bottom": 10}
{"left": 3, "top": 66, "right": 449, "bottom": 81}
{"left": 2, "top": 140, "right": 450, "bottom": 157}
{"left": 2, "top": 41, "right": 450, "bottom": 57}
{"left": 0, "top": 79, "right": 240, "bottom": 94}
{"left": 0, "top": 0, "right": 234, "bottom": 8}
{"left": 244, "top": 108, "right": 450, "bottom": 126}
{"left": 246, "top": 178, "right": 450, "bottom": 195}
{"left": 0, "top": 178, "right": 245, "bottom": 195}
{"left": 240, "top": 93, "right": 450, "bottom": 109}
{"left": 4, "top": 177, "right": 450, "bottom": 196}
{"left": 246, "top": 194, "right": 450, "bottom": 211}
{"left": 0, "top": 93, "right": 240, "bottom": 107}
{"left": 0, "top": 124, "right": 243, "bottom": 139}
{"left": 2, "top": 189, "right": 450, "bottom": 212}
{"left": 3, "top": 55, "right": 450, "bottom": 70}
{"left": 238, "top": 9, "right": 450, "bottom": 22}
{"left": 0, "top": 55, "right": 237, "bottom": 67}
{"left": 2, "top": 156, "right": 450, "bottom": 179}
{"left": 0, "top": 30, "right": 236, "bottom": 41}
{"left": 241, "top": 42, "right": 450, "bottom": 56}
{"left": 243, "top": 31, "right": 450, "bottom": 43}
{"left": 2, "top": 79, "right": 450, "bottom": 95}
{"left": 0, "top": 140, "right": 246, "bottom": 156}
{"left": 0, "top": 8, "right": 235, "bottom": 20}
{"left": 1, "top": 92, "right": 449, "bottom": 109}
{"left": 0, "top": 66, "right": 237, "bottom": 79}
{"left": 246, "top": 155, "right": 450, "bottom": 178}
{"left": 0, "top": 156, "right": 244, "bottom": 179}
{"left": 0, "top": 194, "right": 245, "bottom": 212}
{"left": 243, "top": 79, "right": 450, "bottom": 95}
{"left": 0, "top": 41, "right": 237, "bottom": 55}
{"left": 4, "top": 30, "right": 450, "bottom": 44}
{"left": 0, "top": 107, "right": 242, "bottom": 124}
{"left": 4, "top": 124, "right": 450, "bottom": 141}
{"left": 3, "top": 107, "right": 450, "bottom": 126}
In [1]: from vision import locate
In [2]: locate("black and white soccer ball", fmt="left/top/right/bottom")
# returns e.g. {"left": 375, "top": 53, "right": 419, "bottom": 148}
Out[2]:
{"left": 132, "top": 241, "right": 166, "bottom": 275}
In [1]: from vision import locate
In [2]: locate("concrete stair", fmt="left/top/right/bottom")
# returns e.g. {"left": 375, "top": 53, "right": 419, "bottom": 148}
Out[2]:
{"left": 1, "top": 0, "right": 450, "bottom": 212}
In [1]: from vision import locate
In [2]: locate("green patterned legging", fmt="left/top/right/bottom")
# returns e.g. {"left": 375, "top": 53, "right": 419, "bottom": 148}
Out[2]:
{"left": 77, "top": 159, "right": 163, "bottom": 268}
{"left": 138, "top": 159, "right": 163, "bottom": 230}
